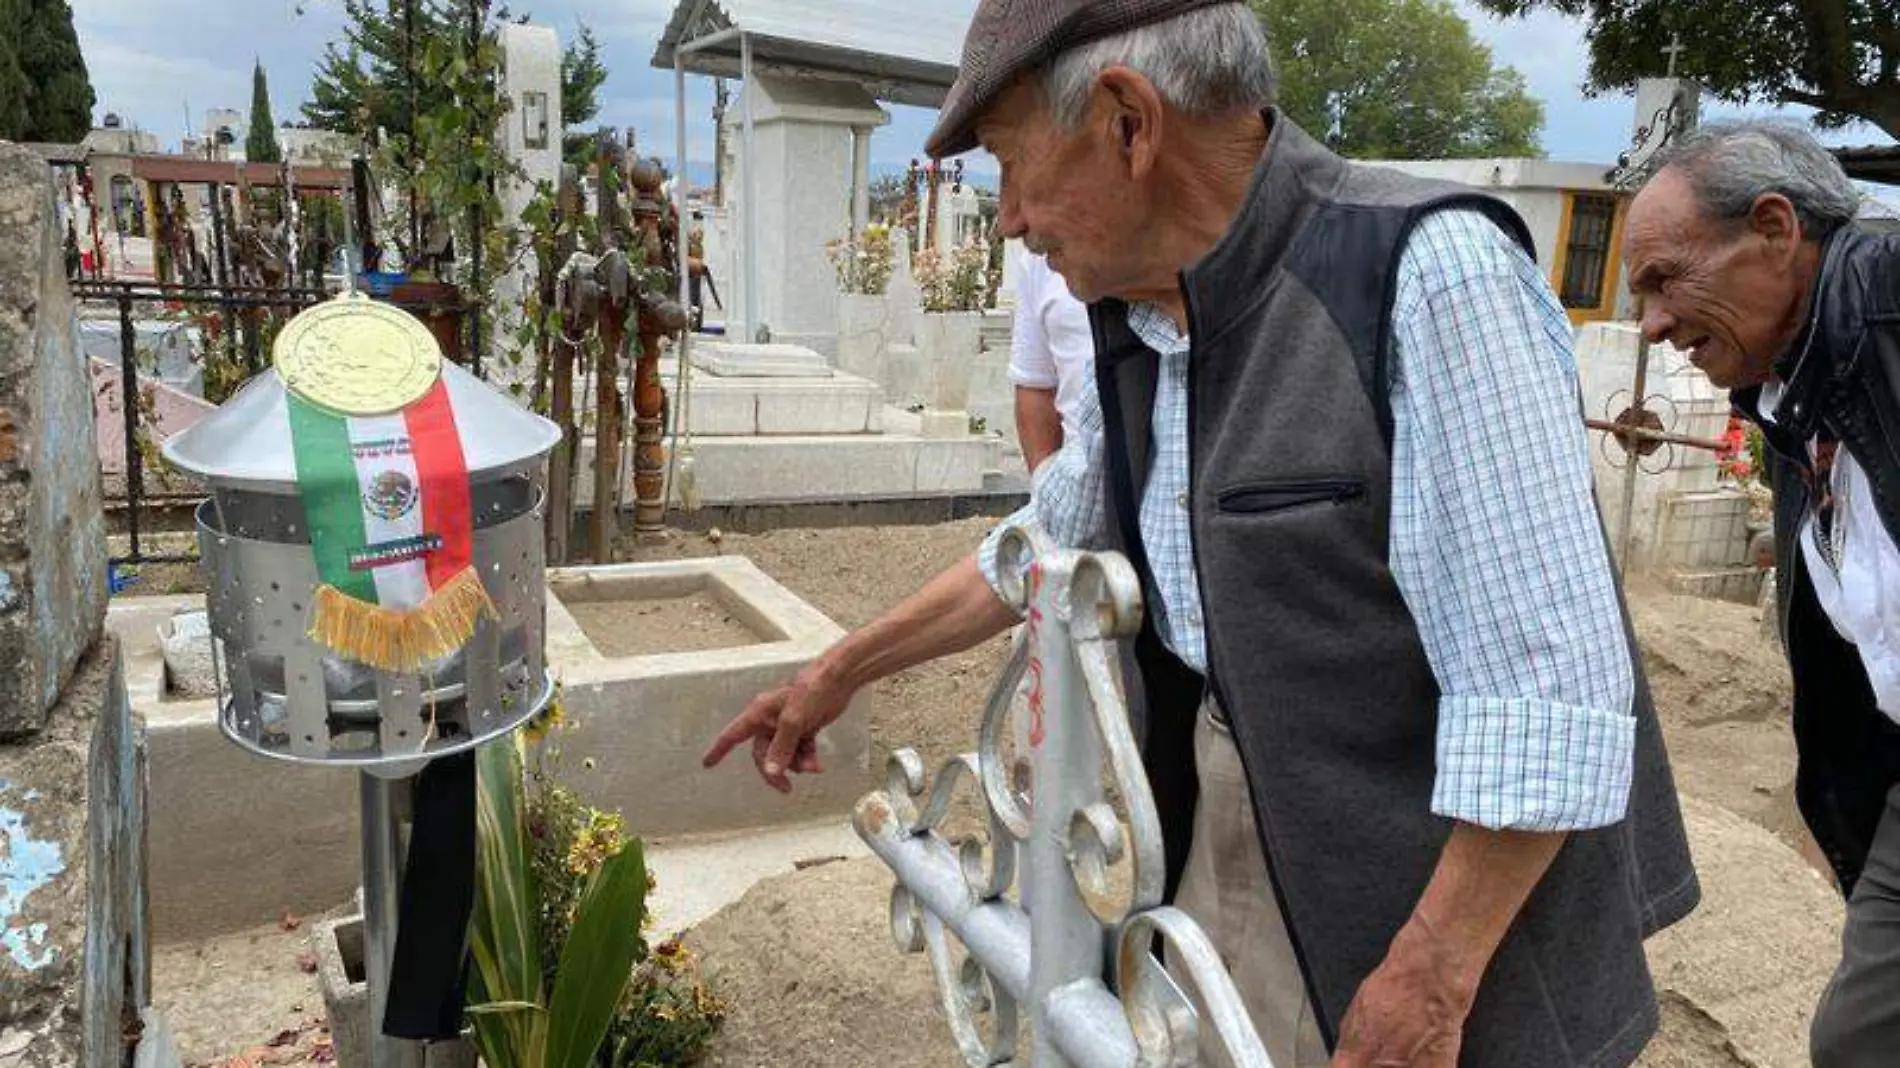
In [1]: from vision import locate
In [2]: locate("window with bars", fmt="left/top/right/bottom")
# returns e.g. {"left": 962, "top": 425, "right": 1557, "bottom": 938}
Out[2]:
{"left": 1560, "top": 194, "right": 1619, "bottom": 310}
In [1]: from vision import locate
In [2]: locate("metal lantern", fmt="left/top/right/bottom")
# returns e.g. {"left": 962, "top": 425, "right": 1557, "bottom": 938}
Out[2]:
{"left": 163, "top": 296, "right": 560, "bottom": 771}
{"left": 162, "top": 293, "right": 561, "bottom": 1068}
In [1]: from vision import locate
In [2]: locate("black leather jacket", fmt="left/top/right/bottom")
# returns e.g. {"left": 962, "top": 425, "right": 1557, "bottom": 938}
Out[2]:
{"left": 1734, "top": 224, "right": 1900, "bottom": 896}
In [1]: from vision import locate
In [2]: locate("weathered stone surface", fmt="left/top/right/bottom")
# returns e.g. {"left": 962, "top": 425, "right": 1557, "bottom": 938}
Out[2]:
{"left": 157, "top": 611, "right": 218, "bottom": 701}
{"left": 0, "top": 143, "right": 109, "bottom": 737}
{"left": 0, "top": 638, "right": 150, "bottom": 1068}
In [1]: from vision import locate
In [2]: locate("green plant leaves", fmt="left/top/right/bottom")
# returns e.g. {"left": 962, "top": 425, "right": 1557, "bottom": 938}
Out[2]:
{"left": 467, "top": 736, "right": 548, "bottom": 1066}
{"left": 543, "top": 840, "right": 649, "bottom": 1068}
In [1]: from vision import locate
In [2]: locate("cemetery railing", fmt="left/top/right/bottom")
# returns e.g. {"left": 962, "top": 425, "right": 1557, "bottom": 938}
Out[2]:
{"left": 70, "top": 279, "right": 331, "bottom": 570}
{"left": 854, "top": 521, "right": 1275, "bottom": 1067}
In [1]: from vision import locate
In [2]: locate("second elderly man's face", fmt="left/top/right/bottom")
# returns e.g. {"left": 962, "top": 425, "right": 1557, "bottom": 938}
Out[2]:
{"left": 1622, "top": 167, "right": 1811, "bottom": 390}
{"left": 975, "top": 78, "right": 1156, "bottom": 304}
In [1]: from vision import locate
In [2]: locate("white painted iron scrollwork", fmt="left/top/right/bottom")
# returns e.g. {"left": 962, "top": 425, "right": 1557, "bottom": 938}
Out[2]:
{"left": 853, "top": 522, "right": 1276, "bottom": 1067}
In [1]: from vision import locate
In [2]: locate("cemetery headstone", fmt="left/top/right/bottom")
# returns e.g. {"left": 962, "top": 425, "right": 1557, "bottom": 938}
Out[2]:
{"left": 722, "top": 75, "right": 890, "bottom": 356}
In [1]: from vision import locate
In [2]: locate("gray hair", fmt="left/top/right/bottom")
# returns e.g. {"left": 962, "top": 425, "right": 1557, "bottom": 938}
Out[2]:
{"left": 1040, "top": 4, "right": 1276, "bottom": 131}
{"left": 1647, "top": 119, "right": 1863, "bottom": 240}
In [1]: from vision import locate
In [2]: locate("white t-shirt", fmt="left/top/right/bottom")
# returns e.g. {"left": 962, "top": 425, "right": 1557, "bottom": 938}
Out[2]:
{"left": 1008, "top": 247, "right": 1096, "bottom": 441}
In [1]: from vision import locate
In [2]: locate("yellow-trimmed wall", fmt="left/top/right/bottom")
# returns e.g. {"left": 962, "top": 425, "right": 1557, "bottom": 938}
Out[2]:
{"left": 1549, "top": 191, "right": 1629, "bottom": 326}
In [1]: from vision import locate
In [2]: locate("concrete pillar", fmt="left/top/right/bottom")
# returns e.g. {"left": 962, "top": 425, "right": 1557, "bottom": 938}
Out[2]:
{"left": 851, "top": 126, "right": 872, "bottom": 236}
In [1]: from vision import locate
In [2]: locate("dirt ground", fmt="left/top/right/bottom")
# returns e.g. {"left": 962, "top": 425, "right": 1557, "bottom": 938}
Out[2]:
{"left": 154, "top": 518, "right": 1832, "bottom": 1067}
{"left": 560, "top": 590, "right": 762, "bottom": 657}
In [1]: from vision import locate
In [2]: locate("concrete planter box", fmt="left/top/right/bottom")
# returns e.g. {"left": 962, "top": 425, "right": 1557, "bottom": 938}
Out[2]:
{"left": 835, "top": 292, "right": 890, "bottom": 382}
{"left": 112, "top": 555, "right": 870, "bottom": 941}
{"left": 314, "top": 914, "right": 476, "bottom": 1068}
{"left": 916, "top": 311, "right": 980, "bottom": 412}
{"left": 544, "top": 556, "right": 871, "bottom": 838}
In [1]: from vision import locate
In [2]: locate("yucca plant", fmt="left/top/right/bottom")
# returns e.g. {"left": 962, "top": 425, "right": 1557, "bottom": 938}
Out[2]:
{"left": 468, "top": 733, "right": 649, "bottom": 1068}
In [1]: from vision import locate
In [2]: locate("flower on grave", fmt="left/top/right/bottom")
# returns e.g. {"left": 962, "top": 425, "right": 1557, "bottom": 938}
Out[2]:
{"left": 827, "top": 224, "right": 895, "bottom": 296}
{"left": 563, "top": 808, "right": 627, "bottom": 876}
{"left": 915, "top": 237, "right": 992, "bottom": 313}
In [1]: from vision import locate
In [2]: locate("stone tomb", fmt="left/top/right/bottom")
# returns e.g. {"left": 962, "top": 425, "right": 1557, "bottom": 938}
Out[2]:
{"left": 645, "top": 340, "right": 1006, "bottom": 504}
{"left": 721, "top": 75, "right": 890, "bottom": 355}
{"left": 108, "top": 555, "right": 871, "bottom": 941}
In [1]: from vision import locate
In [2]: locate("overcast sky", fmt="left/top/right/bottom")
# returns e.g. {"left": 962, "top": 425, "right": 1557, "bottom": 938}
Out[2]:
{"left": 71, "top": 0, "right": 1895, "bottom": 180}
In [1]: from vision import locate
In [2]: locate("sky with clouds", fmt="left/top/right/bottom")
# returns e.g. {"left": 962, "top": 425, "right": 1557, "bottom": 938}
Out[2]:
{"left": 70, "top": 0, "right": 1896, "bottom": 182}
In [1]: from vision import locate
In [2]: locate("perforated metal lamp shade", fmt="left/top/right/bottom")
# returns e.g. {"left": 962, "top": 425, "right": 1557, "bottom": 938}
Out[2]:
{"left": 160, "top": 298, "right": 563, "bottom": 773}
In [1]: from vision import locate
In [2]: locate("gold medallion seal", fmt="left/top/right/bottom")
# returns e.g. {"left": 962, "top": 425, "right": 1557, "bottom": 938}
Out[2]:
{"left": 274, "top": 294, "right": 443, "bottom": 415}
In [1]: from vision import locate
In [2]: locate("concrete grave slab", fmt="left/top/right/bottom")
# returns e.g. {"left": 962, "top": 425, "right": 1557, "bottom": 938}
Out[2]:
{"left": 692, "top": 340, "right": 833, "bottom": 379}
{"left": 112, "top": 557, "right": 869, "bottom": 940}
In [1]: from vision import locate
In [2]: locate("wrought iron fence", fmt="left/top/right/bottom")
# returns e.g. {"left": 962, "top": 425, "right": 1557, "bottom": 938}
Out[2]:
{"left": 855, "top": 521, "right": 1273, "bottom": 1067}
{"left": 71, "top": 279, "right": 331, "bottom": 571}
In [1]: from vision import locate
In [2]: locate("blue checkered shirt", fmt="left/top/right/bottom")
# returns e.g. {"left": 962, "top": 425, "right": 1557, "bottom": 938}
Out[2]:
{"left": 979, "top": 209, "right": 1636, "bottom": 833}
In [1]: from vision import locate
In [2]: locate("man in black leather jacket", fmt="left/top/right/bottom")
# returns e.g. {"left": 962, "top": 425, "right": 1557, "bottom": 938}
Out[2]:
{"left": 1626, "top": 120, "right": 1900, "bottom": 1068}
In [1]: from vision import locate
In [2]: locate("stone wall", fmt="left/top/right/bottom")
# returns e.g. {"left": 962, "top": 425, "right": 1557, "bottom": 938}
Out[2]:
{"left": 0, "top": 637, "right": 150, "bottom": 1068}
{"left": 0, "top": 143, "right": 158, "bottom": 1068}
{"left": 0, "top": 142, "right": 109, "bottom": 737}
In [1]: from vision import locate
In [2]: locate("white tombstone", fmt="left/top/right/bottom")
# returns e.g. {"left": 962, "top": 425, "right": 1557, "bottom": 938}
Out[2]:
{"left": 995, "top": 237, "right": 1027, "bottom": 309}
{"left": 932, "top": 184, "right": 984, "bottom": 255}
{"left": 1629, "top": 77, "right": 1701, "bottom": 176}
{"left": 886, "top": 227, "right": 922, "bottom": 347}
{"left": 724, "top": 75, "right": 891, "bottom": 356}
{"left": 494, "top": 23, "right": 564, "bottom": 396}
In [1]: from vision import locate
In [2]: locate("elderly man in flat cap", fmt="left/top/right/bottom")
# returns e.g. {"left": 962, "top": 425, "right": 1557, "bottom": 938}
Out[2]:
{"left": 706, "top": 3, "right": 1699, "bottom": 1064}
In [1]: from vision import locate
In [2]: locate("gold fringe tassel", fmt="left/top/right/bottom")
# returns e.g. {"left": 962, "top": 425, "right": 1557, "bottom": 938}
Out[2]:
{"left": 308, "top": 567, "right": 499, "bottom": 673}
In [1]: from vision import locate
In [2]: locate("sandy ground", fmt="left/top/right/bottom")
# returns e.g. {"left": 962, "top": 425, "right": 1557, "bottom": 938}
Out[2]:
{"left": 154, "top": 519, "right": 1839, "bottom": 1067}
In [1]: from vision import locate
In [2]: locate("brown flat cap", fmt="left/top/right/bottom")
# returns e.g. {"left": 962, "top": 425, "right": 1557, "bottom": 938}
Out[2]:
{"left": 926, "top": 0, "right": 1240, "bottom": 159}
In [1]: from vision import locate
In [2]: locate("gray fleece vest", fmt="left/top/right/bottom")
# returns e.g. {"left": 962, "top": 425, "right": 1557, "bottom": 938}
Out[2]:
{"left": 1090, "top": 113, "right": 1700, "bottom": 1067}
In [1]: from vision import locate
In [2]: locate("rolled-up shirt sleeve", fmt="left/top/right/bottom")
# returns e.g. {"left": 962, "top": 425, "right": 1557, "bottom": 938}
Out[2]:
{"left": 977, "top": 369, "right": 1111, "bottom": 599}
{"left": 1388, "top": 210, "right": 1637, "bottom": 833}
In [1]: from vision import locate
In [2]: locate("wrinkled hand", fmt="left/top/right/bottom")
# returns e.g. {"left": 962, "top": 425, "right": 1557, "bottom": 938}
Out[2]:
{"left": 701, "top": 662, "right": 853, "bottom": 793}
{"left": 1331, "top": 917, "right": 1476, "bottom": 1068}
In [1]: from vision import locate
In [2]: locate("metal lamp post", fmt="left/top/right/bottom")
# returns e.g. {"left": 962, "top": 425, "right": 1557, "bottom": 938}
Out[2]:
{"left": 162, "top": 296, "right": 562, "bottom": 1068}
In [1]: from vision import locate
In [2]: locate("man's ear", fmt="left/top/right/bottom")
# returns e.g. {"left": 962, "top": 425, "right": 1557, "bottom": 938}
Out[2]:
{"left": 1092, "top": 66, "right": 1165, "bottom": 178}
{"left": 1749, "top": 192, "right": 1803, "bottom": 257}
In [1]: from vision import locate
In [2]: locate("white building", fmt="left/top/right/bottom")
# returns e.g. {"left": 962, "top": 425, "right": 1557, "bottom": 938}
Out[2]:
{"left": 1366, "top": 157, "right": 1636, "bottom": 325}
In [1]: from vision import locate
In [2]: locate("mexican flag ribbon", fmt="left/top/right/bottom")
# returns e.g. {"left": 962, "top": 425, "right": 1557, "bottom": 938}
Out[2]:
{"left": 287, "top": 380, "right": 495, "bottom": 672}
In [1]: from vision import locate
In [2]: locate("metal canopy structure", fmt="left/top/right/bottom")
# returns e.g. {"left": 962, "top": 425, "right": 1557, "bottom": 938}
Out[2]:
{"left": 651, "top": 0, "right": 971, "bottom": 109}
{"left": 1837, "top": 144, "right": 1900, "bottom": 187}
{"left": 654, "top": 0, "right": 975, "bottom": 342}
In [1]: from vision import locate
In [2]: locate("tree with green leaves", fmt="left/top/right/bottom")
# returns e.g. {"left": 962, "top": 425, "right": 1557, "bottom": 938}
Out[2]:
{"left": 15, "top": 0, "right": 94, "bottom": 142}
{"left": 0, "top": 0, "right": 33, "bottom": 141}
{"left": 559, "top": 24, "right": 608, "bottom": 167}
{"left": 303, "top": 2, "right": 608, "bottom": 149}
{"left": 1254, "top": 0, "right": 1544, "bottom": 159}
{"left": 1473, "top": 0, "right": 1900, "bottom": 138}
{"left": 247, "top": 61, "right": 282, "bottom": 163}
{"left": 561, "top": 24, "right": 606, "bottom": 128}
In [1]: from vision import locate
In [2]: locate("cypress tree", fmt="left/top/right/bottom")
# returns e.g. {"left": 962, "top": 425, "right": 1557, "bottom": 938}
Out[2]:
{"left": 0, "top": 0, "right": 34, "bottom": 141}
{"left": 19, "top": 0, "right": 94, "bottom": 142}
{"left": 247, "top": 61, "right": 282, "bottom": 163}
